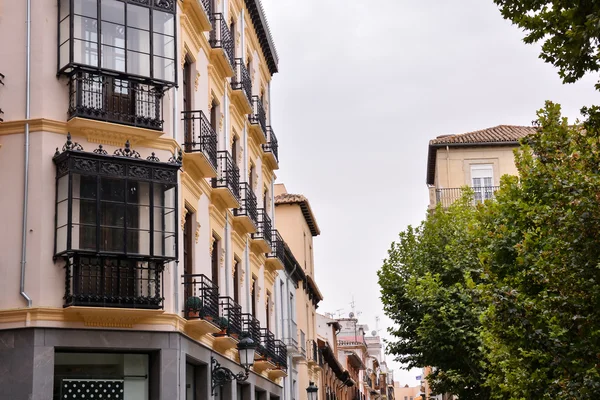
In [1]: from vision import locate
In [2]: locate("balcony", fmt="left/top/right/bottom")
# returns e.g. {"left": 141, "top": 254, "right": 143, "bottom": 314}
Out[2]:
{"left": 249, "top": 96, "right": 267, "bottom": 145}
{"left": 431, "top": 186, "right": 499, "bottom": 208}
{"left": 268, "top": 340, "right": 288, "bottom": 379}
{"left": 285, "top": 320, "right": 300, "bottom": 357}
{"left": 64, "top": 256, "right": 164, "bottom": 309}
{"left": 231, "top": 59, "right": 253, "bottom": 114}
{"left": 213, "top": 296, "right": 243, "bottom": 352}
{"left": 212, "top": 151, "right": 241, "bottom": 209}
{"left": 262, "top": 126, "right": 279, "bottom": 170}
{"left": 233, "top": 183, "right": 259, "bottom": 232}
{"left": 307, "top": 339, "right": 321, "bottom": 367}
{"left": 266, "top": 230, "right": 285, "bottom": 270}
{"left": 182, "top": 274, "right": 221, "bottom": 336}
{"left": 258, "top": 328, "right": 277, "bottom": 363}
{"left": 299, "top": 330, "right": 307, "bottom": 358}
{"left": 181, "top": 0, "right": 212, "bottom": 33}
{"left": 182, "top": 110, "right": 218, "bottom": 177}
{"left": 67, "top": 70, "right": 166, "bottom": 143}
{"left": 241, "top": 313, "right": 262, "bottom": 345}
{"left": 251, "top": 208, "right": 272, "bottom": 253}
{"left": 209, "top": 13, "right": 235, "bottom": 77}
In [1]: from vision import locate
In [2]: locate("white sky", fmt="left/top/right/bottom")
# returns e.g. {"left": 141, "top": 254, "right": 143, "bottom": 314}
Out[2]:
{"left": 260, "top": 0, "right": 600, "bottom": 387}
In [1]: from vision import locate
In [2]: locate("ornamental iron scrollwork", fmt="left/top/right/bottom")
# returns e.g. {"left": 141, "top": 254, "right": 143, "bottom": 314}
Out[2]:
{"left": 211, "top": 357, "right": 249, "bottom": 396}
{"left": 114, "top": 140, "right": 141, "bottom": 158}
{"left": 168, "top": 149, "right": 183, "bottom": 165}
{"left": 100, "top": 161, "right": 125, "bottom": 176}
{"left": 93, "top": 144, "right": 108, "bottom": 155}
{"left": 154, "top": 0, "right": 175, "bottom": 12}
{"left": 62, "top": 133, "right": 84, "bottom": 153}
{"left": 146, "top": 152, "right": 161, "bottom": 162}
{"left": 72, "top": 158, "right": 98, "bottom": 173}
{"left": 129, "top": 165, "right": 151, "bottom": 179}
{"left": 153, "top": 168, "right": 177, "bottom": 183}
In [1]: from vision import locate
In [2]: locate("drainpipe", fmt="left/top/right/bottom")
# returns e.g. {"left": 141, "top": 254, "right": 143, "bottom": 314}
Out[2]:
{"left": 446, "top": 145, "right": 450, "bottom": 188}
{"left": 20, "top": 0, "right": 32, "bottom": 307}
{"left": 173, "top": 65, "right": 179, "bottom": 314}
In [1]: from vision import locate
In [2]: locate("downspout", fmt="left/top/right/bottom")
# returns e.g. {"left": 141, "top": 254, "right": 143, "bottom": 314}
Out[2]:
{"left": 20, "top": 0, "right": 32, "bottom": 307}
{"left": 173, "top": 61, "right": 179, "bottom": 315}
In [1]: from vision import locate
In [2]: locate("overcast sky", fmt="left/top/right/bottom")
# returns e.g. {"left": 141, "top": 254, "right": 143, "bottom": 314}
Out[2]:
{"left": 260, "top": 0, "right": 600, "bottom": 386}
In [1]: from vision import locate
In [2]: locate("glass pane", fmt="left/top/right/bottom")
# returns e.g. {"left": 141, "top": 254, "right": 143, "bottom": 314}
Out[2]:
{"left": 100, "top": 227, "right": 124, "bottom": 252}
{"left": 153, "top": 10, "right": 174, "bottom": 36}
{"left": 153, "top": 56, "right": 175, "bottom": 82}
{"left": 127, "top": 51, "right": 150, "bottom": 76}
{"left": 153, "top": 231, "right": 175, "bottom": 257}
{"left": 57, "top": 175, "right": 69, "bottom": 202}
{"left": 73, "top": 39, "right": 99, "bottom": 67}
{"left": 57, "top": 200, "right": 68, "bottom": 228}
{"left": 152, "top": 33, "right": 174, "bottom": 58}
{"left": 79, "top": 175, "right": 97, "bottom": 199}
{"left": 101, "top": 0, "right": 124, "bottom": 24}
{"left": 74, "top": 0, "right": 97, "bottom": 18}
{"left": 127, "top": 4, "right": 149, "bottom": 30}
{"left": 59, "top": 0, "right": 70, "bottom": 20}
{"left": 72, "top": 199, "right": 96, "bottom": 225}
{"left": 100, "top": 202, "right": 125, "bottom": 227}
{"left": 101, "top": 21, "right": 125, "bottom": 47}
{"left": 101, "top": 45, "right": 126, "bottom": 71}
{"left": 128, "top": 181, "right": 150, "bottom": 205}
{"left": 156, "top": 183, "right": 176, "bottom": 208}
{"left": 60, "top": 17, "right": 70, "bottom": 45}
{"left": 56, "top": 226, "right": 68, "bottom": 253}
{"left": 100, "top": 177, "right": 125, "bottom": 201}
{"left": 72, "top": 224, "right": 97, "bottom": 251}
{"left": 127, "top": 28, "right": 150, "bottom": 53}
{"left": 59, "top": 42, "right": 70, "bottom": 70}
{"left": 128, "top": 230, "right": 150, "bottom": 255}
{"left": 127, "top": 204, "right": 150, "bottom": 229}
{"left": 73, "top": 15, "right": 97, "bottom": 42}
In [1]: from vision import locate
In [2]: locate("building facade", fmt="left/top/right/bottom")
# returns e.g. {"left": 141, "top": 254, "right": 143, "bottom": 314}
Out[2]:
{"left": 0, "top": 0, "right": 290, "bottom": 399}
{"left": 426, "top": 125, "right": 535, "bottom": 208}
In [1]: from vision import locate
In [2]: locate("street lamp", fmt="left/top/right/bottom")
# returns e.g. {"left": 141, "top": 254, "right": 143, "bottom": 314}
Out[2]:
{"left": 306, "top": 381, "right": 318, "bottom": 400}
{"left": 211, "top": 336, "right": 257, "bottom": 396}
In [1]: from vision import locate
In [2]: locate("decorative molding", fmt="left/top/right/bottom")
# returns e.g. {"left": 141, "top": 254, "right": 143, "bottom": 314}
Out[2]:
{"left": 195, "top": 71, "right": 201, "bottom": 91}
{"left": 208, "top": 93, "right": 215, "bottom": 108}
{"left": 219, "top": 247, "right": 225, "bottom": 268}
{"left": 0, "top": 118, "right": 67, "bottom": 135}
{"left": 231, "top": 261, "right": 236, "bottom": 278}
{"left": 238, "top": 147, "right": 243, "bottom": 165}
{"left": 67, "top": 118, "right": 163, "bottom": 146}
{"left": 240, "top": 265, "right": 246, "bottom": 284}
{"left": 210, "top": 236, "right": 216, "bottom": 254}
{"left": 181, "top": 208, "right": 189, "bottom": 231}
{"left": 219, "top": 113, "right": 224, "bottom": 132}
{"left": 195, "top": 223, "right": 200, "bottom": 243}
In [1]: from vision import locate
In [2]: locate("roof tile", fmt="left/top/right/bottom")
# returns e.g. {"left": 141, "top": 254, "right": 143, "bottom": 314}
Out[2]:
{"left": 429, "top": 125, "right": 536, "bottom": 145}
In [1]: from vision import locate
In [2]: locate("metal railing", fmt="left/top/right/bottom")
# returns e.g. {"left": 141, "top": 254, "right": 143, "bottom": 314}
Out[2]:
{"left": 241, "top": 313, "right": 261, "bottom": 346}
{"left": 249, "top": 96, "right": 267, "bottom": 137}
{"left": 64, "top": 256, "right": 164, "bottom": 309}
{"left": 232, "top": 58, "right": 252, "bottom": 106}
{"left": 300, "top": 330, "right": 306, "bottom": 357}
{"left": 234, "top": 183, "right": 258, "bottom": 227}
{"left": 258, "top": 328, "right": 276, "bottom": 361}
{"left": 218, "top": 296, "right": 242, "bottom": 337}
{"left": 267, "top": 230, "right": 285, "bottom": 264}
{"left": 307, "top": 339, "right": 319, "bottom": 363}
{"left": 182, "top": 110, "right": 217, "bottom": 170}
{"left": 252, "top": 208, "right": 272, "bottom": 248}
{"left": 274, "top": 340, "right": 288, "bottom": 369}
{"left": 212, "top": 151, "right": 241, "bottom": 202}
{"left": 435, "top": 186, "right": 499, "bottom": 207}
{"left": 200, "top": 0, "right": 211, "bottom": 15}
{"left": 209, "top": 13, "right": 234, "bottom": 69}
{"left": 262, "top": 126, "right": 278, "bottom": 162}
{"left": 68, "top": 70, "right": 164, "bottom": 130}
{"left": 284, "top": 319, "right": 298, "bottom": 348}
{"left": 181, "top": 274, "right": 219, "bottom": 322}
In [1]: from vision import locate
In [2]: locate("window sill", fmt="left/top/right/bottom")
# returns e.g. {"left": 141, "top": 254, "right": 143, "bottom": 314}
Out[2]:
{"left": 67, "top": 117, "right": 165, "bottom": 147}
{"left": 64, "top": 306, "right": 164, "bottom": 328}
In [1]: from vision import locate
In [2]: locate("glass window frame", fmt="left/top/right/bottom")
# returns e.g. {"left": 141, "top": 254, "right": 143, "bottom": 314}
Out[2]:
{"left": 53, "top": 149, "right": 179, "bottom": 261}
{"left": 57, "top": 0, "right": 177, "bottom": 85}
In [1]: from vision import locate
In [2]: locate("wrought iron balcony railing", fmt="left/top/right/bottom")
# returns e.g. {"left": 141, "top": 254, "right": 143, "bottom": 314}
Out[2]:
{"left": 182, "top": 274, "right": 220, "bottom": 322}
{"left": 64, "top": 255, "right": 164, "bottom": 309}
{"left": 263, "top": 126, "right": 279, "bottom": 162}
{"left": 68, "top": 70, "right": 164, "bottom": 130}
{"left": 274, "top": 340, "right": 288, "bottom": 369}
{"left": 182, "top": 110, "right": 218, "bottom": 169}
{"left": 241, "top": 313, "right": 261, "bottom": 345}
{"left": 252, "top": 208, "right": 272, "bottom": 248}
{"left": 267, "top": 230, "right": 285, "bottom": 264}
{"left": 234, "top": 183, "right": 259, "bottom": 225}
{"left": 258, "top": 328, "right": 276, "bottom": 361}
{"left": 300, "top": 330, "right": 307, "bottom": 358}
{"left": 201, "top": 0, "right": 211, "bottom": 15}
{"left": 209, "top": 13, "right": 234, "bottom": 69}
{"left": 217, "top": 296, "right": 242, "bottom": 337}
{"left": 284, "top": 319, "right": 298, "bottom": 349}
{"left": 307, "top": 339, "right": 319, "bottom": 363}
{"left": 249, "top": 96, "right": 267, "bottom": 135}
{"left": 232, "top": 59, "right": 252, "bottom": 106}
{"left": 212, "top": 151, "right": 241, "bottom": 202}
{"left": 435, "top": 186, "right": 499, "bottom": 208}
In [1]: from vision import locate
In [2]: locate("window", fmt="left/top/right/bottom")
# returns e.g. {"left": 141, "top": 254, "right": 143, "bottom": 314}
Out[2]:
{"left": 251, "top": 275, "right": 257, "bottom": 317}
{"left": 211, "top": 234, "right": 220, "bottom": 286}
{"left": 471, "top": 164, "right": 494, "bottom": 203}
{"left": 54, "top": 152, "right": 177, "bottom": 259}
{"left": 233, "top": 257, "right": 241, "bottom": 305}
{"left": 58, "top": 0, "right": 176, "bottom": 83}
{"left": 265, "top": 290, "right": 271, "bottom": 329}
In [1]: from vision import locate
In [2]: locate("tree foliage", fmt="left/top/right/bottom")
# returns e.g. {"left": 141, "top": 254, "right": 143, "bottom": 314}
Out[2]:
{"left": 493, "top": 0, "right": 600, "bottom": 88}
{"left": 379, "top": 102, "right": 600, "bottom": 398}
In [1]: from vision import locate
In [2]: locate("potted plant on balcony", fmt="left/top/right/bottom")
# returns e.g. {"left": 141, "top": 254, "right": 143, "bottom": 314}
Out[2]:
{"left": 217, "top": 316, "right": 229, "bottom": 335}
{"left": 185, "top": 296, "right": 203, "bottom": 319}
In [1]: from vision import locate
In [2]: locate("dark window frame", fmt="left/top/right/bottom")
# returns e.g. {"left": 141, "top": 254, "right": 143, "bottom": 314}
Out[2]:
{"left": 57, "top": 0, "right": 177, "bottom": 86}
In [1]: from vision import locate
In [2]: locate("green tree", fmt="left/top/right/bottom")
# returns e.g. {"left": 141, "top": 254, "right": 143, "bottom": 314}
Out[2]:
{"left": 493, "top": 0, "right": 600, "bottom": 89}
{"left": 479, "top": 102, "right": 600, "bottom": 399}
{"left": 378, "top": 196, "right": 490, "bottom": 399}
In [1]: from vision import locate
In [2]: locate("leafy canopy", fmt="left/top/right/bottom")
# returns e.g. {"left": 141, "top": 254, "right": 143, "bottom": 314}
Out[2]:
{"left": 494, "top": 0, "right": 600, "bottom": 88}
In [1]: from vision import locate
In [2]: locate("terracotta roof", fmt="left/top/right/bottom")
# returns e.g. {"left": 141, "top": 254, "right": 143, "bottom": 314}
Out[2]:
{"left": 275, "top": 193, "right": 321, "bottom": 236}
{"left": 426, "top": 125, "right": 536, "bottom": 185}
{"left": 429, "top": 125, "right": 536, "bottom": 145}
